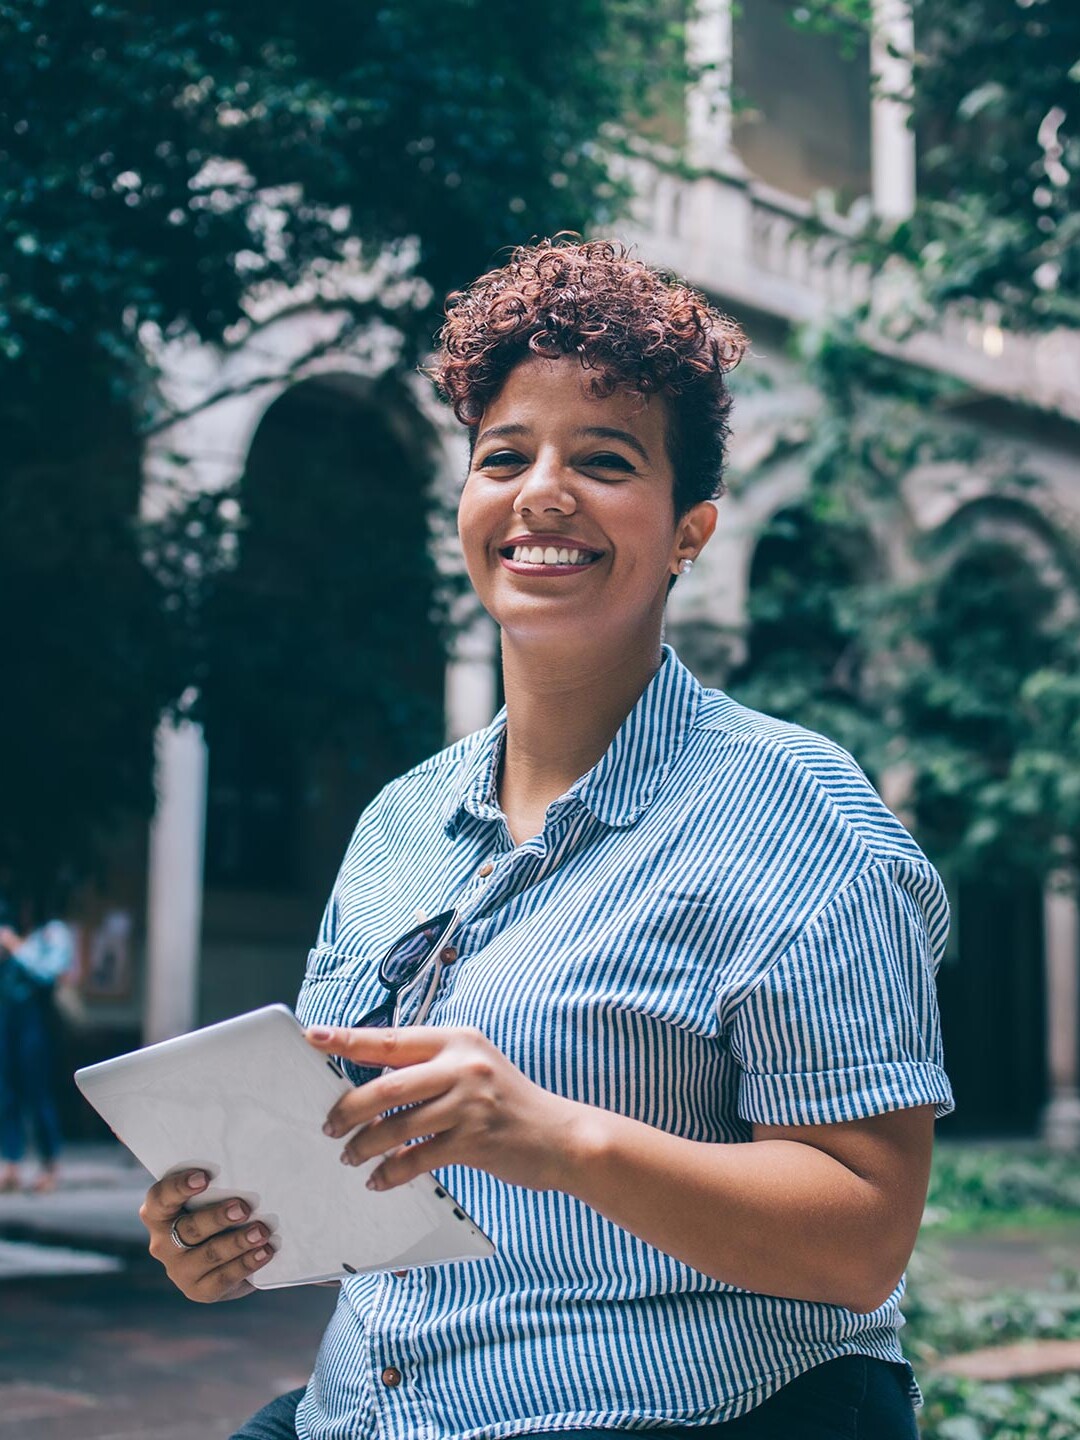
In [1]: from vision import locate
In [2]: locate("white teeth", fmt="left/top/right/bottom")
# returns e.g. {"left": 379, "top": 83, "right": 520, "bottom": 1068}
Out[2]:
{"left": 509, "top": 545, "right": 595, "bottom": 566}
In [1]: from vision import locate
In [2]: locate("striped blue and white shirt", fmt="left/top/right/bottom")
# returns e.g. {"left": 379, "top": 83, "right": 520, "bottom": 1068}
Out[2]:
{"left": 295, "top": 646, "right": 954, "bottom": 1440}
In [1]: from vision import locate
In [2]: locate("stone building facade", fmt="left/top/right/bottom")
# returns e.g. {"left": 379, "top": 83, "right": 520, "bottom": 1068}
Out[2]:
{"left": 67, "top": 0, "right": 1079, "bottom": 1148}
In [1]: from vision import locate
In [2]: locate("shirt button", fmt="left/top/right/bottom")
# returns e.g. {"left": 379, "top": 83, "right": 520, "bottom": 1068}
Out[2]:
{"left": 477, "top": 862, "right": 494, "bottom": 878}
{"left": 439, "top": 946, "right": 458, "bottom": 964}
{"left": 381, "top": 1366, "right": 402, "bottom": 1388}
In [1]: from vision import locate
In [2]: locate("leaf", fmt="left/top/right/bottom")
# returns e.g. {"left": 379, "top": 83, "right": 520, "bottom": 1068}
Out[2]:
{"left": 956, "top": 80, "right": 1008, "bottom": 121}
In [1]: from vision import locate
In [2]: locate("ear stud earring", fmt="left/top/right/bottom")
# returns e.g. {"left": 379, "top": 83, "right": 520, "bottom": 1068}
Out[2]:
{"left": 678, "top": 558, "right": 694, "bottom": 575}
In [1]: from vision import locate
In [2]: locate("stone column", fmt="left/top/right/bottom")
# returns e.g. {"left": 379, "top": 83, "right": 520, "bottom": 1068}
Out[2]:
{"left": 870, "top": 0, "right": 916, "bottom": 222}
{"left": 686, "top": 0, "right": 738, "bottom": 171}
{"left": 1041, "top": 871, "right": 1080, "bottom": 1150}
{"left": 143, "top": 701, "right": 209, "bottom": 1044}
{"left": 444, "top": 614, "right": 498, "bottom": 744}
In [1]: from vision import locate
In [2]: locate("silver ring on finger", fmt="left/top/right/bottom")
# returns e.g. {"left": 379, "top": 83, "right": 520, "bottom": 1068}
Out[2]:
{"left": 170, "top": 1215, "right": 198, "bottom": 1252}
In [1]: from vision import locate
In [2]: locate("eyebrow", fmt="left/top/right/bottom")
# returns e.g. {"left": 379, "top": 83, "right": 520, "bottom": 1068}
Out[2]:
{"left": 578, "top": 427, "right": 650, "bottom": 463}
{"left": 473, "top": 423, "right": 651, "bottom": 464}
{"left": 474, "top": 423, "right": 529, "bottom": 448}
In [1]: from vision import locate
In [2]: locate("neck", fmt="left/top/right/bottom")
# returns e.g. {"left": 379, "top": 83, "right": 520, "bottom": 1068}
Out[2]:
{"left": 497, "top": 633, "right": 664, "bottom": 819}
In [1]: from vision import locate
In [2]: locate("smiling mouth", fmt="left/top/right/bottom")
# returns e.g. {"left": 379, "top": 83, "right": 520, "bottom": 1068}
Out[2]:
{"left": 498, "top": 544, "right": 603, "bottom": 568}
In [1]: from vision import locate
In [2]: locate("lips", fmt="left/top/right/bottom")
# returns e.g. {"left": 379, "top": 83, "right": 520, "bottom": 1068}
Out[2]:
{"left": 493, "top": 531, "right": 607, "bottom": 581}
{"left": 498, "top": 533, "right": 603, "bottom": 557}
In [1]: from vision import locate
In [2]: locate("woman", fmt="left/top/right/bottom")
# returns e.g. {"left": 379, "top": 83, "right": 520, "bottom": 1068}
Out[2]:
{"left": 140, "top": 239, "right": 953, "bottom": 1439}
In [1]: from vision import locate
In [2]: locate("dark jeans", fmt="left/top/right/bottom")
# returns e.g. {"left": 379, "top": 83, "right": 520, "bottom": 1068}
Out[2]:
{"left": 0, "top": 992, "right": 63, "bottom": 1165}
{"left": 229, "top": 1355, "right": 918, "bottom": 1440}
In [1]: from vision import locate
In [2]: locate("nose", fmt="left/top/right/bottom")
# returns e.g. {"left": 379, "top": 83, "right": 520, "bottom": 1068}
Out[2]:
{"left": 511, "top": 452, "right": 577, "bottom": 518}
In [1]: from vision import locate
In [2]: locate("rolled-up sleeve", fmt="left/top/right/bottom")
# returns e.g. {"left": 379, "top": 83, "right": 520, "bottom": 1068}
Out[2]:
{"left": 730, "top": 860, "right": 955, "bottom": 1127}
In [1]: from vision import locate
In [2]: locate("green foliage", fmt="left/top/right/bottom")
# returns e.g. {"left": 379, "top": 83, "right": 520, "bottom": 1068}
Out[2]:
{"left": 919, "top": 1373, "right": 1080, "bottom": 1440}
{"left": 0, "top": 349, "right": 179, "bottom": 908}
{"left": 905, "top": 1145, "right": 1080, "bottom": 1438}
{"left": 0, "top": 0, "right": 690, "bottom": 369}
{"left": 727, "top": 496, "right": 892, "bottom": 775}
{"left": 735, "top": 308, "right": 1080, "bottom": 883}
{"left": 889, "top": 534, "right": 1080, "bottom": 877}
{"left": 732, "top": 1, "right": 1080, "bottom": 883}
{"left": 924, "top": 1145, "right": 1080, "bottom": 1228}
{"left": 906, "top": 1259, "right": 1080, "bottom": 1362}
{"left": 905, "top": 1250, "right": 1080, "bottom": 1440}
{"left": 794, "top": 0, "right": 1080, "bottom": 329}
{"left": 0, "top": 0, "right": 691, "bottom": 902}
{"left": 903, "top": 0, "right": 1080, "bottom": 330}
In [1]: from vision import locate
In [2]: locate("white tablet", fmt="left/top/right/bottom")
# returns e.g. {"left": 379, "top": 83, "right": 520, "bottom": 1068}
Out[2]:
{"left": 74, "top": 1004, "right": 495, "bottom": 1288}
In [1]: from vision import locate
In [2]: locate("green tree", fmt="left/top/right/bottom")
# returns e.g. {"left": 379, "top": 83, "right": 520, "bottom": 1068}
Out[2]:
{"left": 725, "top": 2, "right": 1080, "bottom": 881}
{"left": 794, "top": 0, "right": 1079, "bottom": 328}
{"left": 0, "top": 0, "right": 691, "bottom": 903}
{"left": 734, "top": 323, "right": 1080, "bottom": 880}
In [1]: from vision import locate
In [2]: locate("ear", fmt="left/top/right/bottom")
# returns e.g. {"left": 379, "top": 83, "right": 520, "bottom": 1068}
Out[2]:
{"left": 670, "top": 501, "right": 718, "bottom": 574}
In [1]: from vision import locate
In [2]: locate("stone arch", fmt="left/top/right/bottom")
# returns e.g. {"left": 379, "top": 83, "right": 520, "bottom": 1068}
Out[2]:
{"left": 724, "top": 498, "right": 882, "bottom": 707}
{"left": 668, "top": 442, "right": 812, "bottom": 677}
{"left": 930, "top": 495, "right": 1079, "bottom": 619}
{"left": 141, "top": 306, "right": 482, "bottom": 1044}
{"left": 913, "top": 497, "right": 1076, "bottom": 1136}
{"left": 193, "top": 366, "right": 449, "bottom": 1024}
{"left": 674, "top": 494, "right": 883, "bottom": 793}
{"left": 142, "top": 305, "right": 446, "bottom": 522}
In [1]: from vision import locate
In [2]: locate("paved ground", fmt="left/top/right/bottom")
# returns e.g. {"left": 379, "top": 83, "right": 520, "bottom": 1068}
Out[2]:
{"left": 0, "top": 1264, "right": 336, "bottom": 1440}
{"left": 1, "top": 1144, "right": 1078, "bottom": 1438}
{"left": 0, "top": 1146, "right": 149, "bottom": 1256}
{"left": 937, "top": 1222, "right": 1080, "bottom": 1291}
{"left": 0, "top": 1147, "right": 335, "bottom": 1439}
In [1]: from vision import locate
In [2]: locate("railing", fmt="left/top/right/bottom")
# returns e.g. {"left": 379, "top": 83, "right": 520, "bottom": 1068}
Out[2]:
{"left": 615, "top": 142, "right": 1080, "bottom": 424}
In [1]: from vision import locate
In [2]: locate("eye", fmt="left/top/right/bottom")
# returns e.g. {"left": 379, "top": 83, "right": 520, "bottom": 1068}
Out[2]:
{"left": 583, "top": 452, "right": 635, "bottom": 472}
{"left": 478, "top": 450, "right": 525, "bottom": 469}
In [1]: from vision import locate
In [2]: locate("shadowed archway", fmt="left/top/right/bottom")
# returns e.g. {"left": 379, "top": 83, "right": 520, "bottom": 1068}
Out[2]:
{"left": 912, "top": 533, "right": 1057, "bottom": 1135}
{"left": 727, "top": 502, "right": 882, "bottom": 770}
{"left": 196, "top": 375, "right": 446, "bottom": 1021}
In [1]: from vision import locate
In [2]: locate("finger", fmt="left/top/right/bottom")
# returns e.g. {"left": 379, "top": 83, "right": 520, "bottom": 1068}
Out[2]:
{"left": 139, "top": 1168, "right": 210, "bottom": 1229}
{"left": 367, "top": 1133, "right": 458, "bottom": 1192}
{"left": 149, "top": 1206, "right": 270, "bottom": 1268}
{"left": 169, "top": 1197, "right": 254, "bottom": 1249}
{"left": 323, "top": 1062, "right": 453, "bottom": 1137}
{"left": 189, "top": 1239, "right": 276, "bottom": 1303}
{"left": 306, "top": 1024, "right": 453, "bottom": 1069}
{"left": 172, "top": 1218, "right": 272, "bottom": 1271}
{"left": 340, "top": 1096, "right": 457, "bottom": 1167}
{"left": 171, "top": 1212, "right": 269, "bottom": 1263}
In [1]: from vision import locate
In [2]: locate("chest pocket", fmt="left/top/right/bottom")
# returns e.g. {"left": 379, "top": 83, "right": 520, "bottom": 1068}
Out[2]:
{"left": 295, "top": 946, "right": 391, "bottom": 1086}
{"left": 303, "top": 942, "right": 374, "bottom": 983}
{"left": 297, "top": 944, "right": 384, "bottom": 1020}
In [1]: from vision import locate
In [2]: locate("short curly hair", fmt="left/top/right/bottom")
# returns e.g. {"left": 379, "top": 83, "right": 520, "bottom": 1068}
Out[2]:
{"left": 431, "top": 237, "right": 748, "bottom": 518}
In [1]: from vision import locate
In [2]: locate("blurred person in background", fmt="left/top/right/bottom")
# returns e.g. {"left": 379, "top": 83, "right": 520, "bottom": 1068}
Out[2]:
{"left": 0, "top": 879, "right": 77, "bottom": 1193}
{"left": 141, "top": 239, "right": 954, "bottom": 1440}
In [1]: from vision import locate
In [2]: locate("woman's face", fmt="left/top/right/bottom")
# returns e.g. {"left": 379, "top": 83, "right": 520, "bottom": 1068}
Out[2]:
{"left": 457, "top": 356, "right": 714, "bottom": 659}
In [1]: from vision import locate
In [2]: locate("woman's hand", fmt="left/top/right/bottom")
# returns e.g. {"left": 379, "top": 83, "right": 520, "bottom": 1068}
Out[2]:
{"left": 307, "top": 1025, "right": 581, "bottom": 1193}
{"left": 139, "top": 1169, "right": 276, "bottom": 1302}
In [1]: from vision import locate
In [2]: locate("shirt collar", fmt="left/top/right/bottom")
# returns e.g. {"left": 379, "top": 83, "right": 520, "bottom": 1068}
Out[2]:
{"left": 441, "top": 709, "right": 510, "bottom": 835}
{"left": 442, "top": 645, "right": 703, "bottom": 836}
